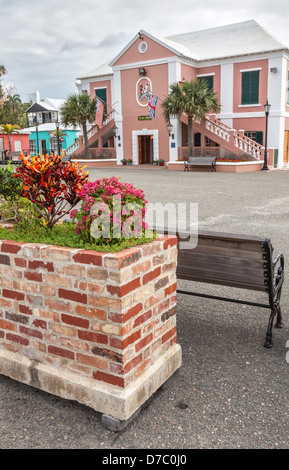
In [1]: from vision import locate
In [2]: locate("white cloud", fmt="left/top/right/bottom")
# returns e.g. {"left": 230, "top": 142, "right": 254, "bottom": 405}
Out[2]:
{"left": 0, "top": 0, "right": 289, "bottom": 102}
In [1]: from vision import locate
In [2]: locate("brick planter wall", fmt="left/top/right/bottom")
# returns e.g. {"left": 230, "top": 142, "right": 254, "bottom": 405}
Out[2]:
{"left": 0, "top": 235, "right": 181, "bottom": 422}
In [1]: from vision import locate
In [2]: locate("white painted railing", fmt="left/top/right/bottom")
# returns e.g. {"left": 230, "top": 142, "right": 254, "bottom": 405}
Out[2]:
{"left": 205, "top": 115, "right": 264, "bottom": 160}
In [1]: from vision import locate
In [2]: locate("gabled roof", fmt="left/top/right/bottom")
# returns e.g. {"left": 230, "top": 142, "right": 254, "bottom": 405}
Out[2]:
{"left": 78, "top": 20, "right": 289, "bottom": 82}
{"left": 165, "top": 20, "right": 289, "bottom": 61}
{"left": 76, "top": 62, "right": 113, "bottom": 80}
{"left": 26, "top": 97, "right": 65, "bottom": 114}
{"left": 25, "top": 102, "right": 48, "bottom": 114}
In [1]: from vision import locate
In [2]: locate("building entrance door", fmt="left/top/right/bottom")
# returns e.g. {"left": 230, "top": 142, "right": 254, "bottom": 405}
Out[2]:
{"left": 283, "top": 130, "right": 289, "bottom": 164}
{"left": 138, "top": 135, "right": 153, "bottom": 164}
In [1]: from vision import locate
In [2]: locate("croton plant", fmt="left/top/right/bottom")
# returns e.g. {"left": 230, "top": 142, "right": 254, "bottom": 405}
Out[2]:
{"left": 14, "top": 153, "right": 89, "bottom": 229}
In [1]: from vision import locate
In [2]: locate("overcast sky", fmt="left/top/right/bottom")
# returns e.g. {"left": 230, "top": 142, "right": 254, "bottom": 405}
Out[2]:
{"left": 1, "top": 0, "right": 289, "bottom": 103}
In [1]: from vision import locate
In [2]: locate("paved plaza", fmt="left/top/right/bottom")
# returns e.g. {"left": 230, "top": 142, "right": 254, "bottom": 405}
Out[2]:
{"left": 1, "top": 166, "right": 289, "bottom": 449}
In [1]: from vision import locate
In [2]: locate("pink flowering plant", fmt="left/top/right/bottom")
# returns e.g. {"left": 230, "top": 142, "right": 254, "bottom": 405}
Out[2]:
{"left": 70, "top": 177, "right": 154, "bottom": 248}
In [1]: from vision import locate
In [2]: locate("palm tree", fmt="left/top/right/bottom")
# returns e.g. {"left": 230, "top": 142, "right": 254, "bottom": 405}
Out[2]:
{"left": 8, "top": 94, "right": 21, "bottom": 113}
{"left": 60, "top": 93, "right": 96, "bottom": 158}
{"left": 161, "top": 79, "right": 221, "bottom": 157}
{"left": 0, "top": 124, "right": 21, "bottom": 152}
{"left": 0, "top": 65, "right": 7, "bottom": 78}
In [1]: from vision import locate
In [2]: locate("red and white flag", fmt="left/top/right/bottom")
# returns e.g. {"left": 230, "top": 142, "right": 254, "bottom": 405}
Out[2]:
{"left": 95, "top": 98, "right": 104, "bottom": 128}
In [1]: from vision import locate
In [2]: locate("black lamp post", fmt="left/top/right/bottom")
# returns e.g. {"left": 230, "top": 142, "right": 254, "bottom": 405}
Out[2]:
{"left": 55, "top": 119, "right": 61, "bottom": 156}
{"left": 262, "top": 99, "right": 271, "bottom": 171}
{"left": 33, "top": 115, "right": 39, "bottom": 155}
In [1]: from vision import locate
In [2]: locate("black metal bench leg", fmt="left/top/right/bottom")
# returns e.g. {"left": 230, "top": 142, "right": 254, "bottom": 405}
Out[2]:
{"left": 275, "top": 304, "right": 283, "bottom": 329}
{"left": 264, "top": 309, "right": 276, "bottom": 348}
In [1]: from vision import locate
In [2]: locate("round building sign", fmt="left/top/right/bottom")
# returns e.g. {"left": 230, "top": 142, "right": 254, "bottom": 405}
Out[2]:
{"left": 136, "top": 77, "right": 152, "bottom": 107}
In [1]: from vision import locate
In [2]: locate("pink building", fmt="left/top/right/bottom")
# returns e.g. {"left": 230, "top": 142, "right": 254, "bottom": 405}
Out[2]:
{"left": 72, "top": 20, "right": 289, "bottom": 169}
{"left": 0, "top": 132, "right": 30, "bottom": 161}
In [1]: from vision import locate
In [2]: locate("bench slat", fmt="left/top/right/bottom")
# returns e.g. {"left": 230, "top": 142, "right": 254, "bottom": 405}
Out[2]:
{"left": 177, "top": 273, "right": 267, "bottom": 292}
{"left": 177, "top": 264, "right": 267, "bottom": 289}
{"left": 177, "top": 251, "right": 265, "bottom": 269}
{"left": 178, "top": 244, "right": 265, "bottom": 261}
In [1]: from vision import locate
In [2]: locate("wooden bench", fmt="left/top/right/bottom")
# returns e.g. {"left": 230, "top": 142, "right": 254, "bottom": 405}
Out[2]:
{"left": 184, "top": 156, "right": 217, "bottom": 172}
{"left": 157, "top": 228, "right": 284, "bottom": 348}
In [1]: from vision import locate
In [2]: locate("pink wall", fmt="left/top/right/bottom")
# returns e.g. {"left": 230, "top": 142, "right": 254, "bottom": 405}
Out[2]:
{"left": 181, "top": 64, "right": 197, "bottom": 82}
{"left": 89, "top": 79, "right": 112, "bottom": 111}
{"left": 121, "top": 63, "right": 169, "bottom": 160}
{"left": 0, "top": 134, "right": 30, "bottom": 152}
{"left": 114, "top": 33, "right": 176, "bottom": 66}
{"left": 233, "top": 59, "right": 268, "bottom": 113}
{"left": 233, "top": 117, "right": 265, "bottom": 135}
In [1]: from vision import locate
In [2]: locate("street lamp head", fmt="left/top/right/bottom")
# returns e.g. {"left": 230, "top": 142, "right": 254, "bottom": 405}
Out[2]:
{"left": 166, "top": 122, "right": 173, "bottom": 134}
{"left": 264, "top": 99, "right": 271, "bottom": 115}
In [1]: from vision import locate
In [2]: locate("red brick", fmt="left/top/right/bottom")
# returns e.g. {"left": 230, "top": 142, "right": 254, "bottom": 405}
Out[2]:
{"left": 124, "top": 352, "right": 143, "bottom": 373}
{"left": 19, "top": 326, "right": 43, "bottom": 339}
{"left": 133, "top": 309, "right": 152, "bottom": 328}
{"left": 162, "top": 326, "right": 177, "bottom": 344}
{"left": 2, "top": 289, "right": 25, "bottom": 301}
{"left": 75, "top": 304, "right": 106, "bottom": 320}
{"left": 135, "top": 333, "right": 153, "bottom": 352}
{"left": 73, "top": 251, "right": 104, "bottom": 266}
{"left": 59, "top": 289, "right": 87, "bottom": 304}
{"left": 61, "top": 314, "right": 89, "bottom": 329}
{"left": 123, "top": 302, "right": 143, "bottom": 322}
{"left": 32, "top": 319, "right": 47, "bottom": 329}
{"left": 106, "top": 277, "right": 140, "bottom": 297}
{"left": 143, "top": 267, "right": 161, "bottom": 285}
{"left": 78, "top": 330, "right": 108, "bottom": 344}
{"left": 0, "top": 318, "right": 17, "bottom": 332}
{"left": 6, "top": 333, "right": 29, "bottom": 346}
{"left": 19, "top": 304, "right": 33, "bottom": 315}
{"left": 77, "top": 353, "right": 107, "bottom": 369}
{"left": 24, "top": 271, "right": 42, "bottom": 282}
{"left": 93, "top": 370, "right": 125, "bottom": 388}
{"left": 118, "top": 250, "right": 142, "bottom": 269}
{"left": 28, "top": 260, "right": 54, "bottom": 272}
{"left": 14, "top": 258, "right": 27, "bottom": 268}
{"left": 163, "top": 236, "right": 178, "bottom": 250}
{"left": 165, "top": 282, "right": 177, "bottom": 296}
{"left": 1, "top": 241, "right": 23, "bottom": 254}
{"left": 48, "top": 345, "right": 74, "bottom": 360}
{"left": 110, "top": 330, "right": 141, "bottom": 350}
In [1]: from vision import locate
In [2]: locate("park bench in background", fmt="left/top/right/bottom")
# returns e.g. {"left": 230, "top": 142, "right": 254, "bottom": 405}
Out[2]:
{"left": 184, "top": 156, "right": 217, "bottom": 172}
{"left": 154, "top": 227, "right": 284, "bottom": 348}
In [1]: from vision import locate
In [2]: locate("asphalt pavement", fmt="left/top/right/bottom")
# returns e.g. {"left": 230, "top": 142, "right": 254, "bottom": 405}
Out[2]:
{"left": 1, "top": 165, "right": 289, "bottom": 450}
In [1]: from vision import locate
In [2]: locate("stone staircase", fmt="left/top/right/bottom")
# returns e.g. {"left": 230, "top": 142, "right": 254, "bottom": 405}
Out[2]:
{"left": 65, "top": 111, "right": 116, "bottom": 158}
{"left": 180, "top": 114, "right": 264, "bottom": 160}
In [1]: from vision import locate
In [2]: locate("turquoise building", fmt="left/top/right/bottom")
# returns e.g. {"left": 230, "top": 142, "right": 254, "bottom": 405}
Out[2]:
{"left": 24, "top": 91, "right": 81, "bottom": 155}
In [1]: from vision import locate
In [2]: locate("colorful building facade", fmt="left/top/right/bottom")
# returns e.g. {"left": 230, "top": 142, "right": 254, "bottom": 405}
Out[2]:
{"left": 24, "top": 91, "right": 81, "bottom": 155}
{"left": 73, "top": 20, "right": 289, "bottom": 169}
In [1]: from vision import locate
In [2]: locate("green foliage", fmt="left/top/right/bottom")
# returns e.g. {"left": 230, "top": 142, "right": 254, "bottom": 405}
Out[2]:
{"left": 0, "top": 220, "right": 155, "bottom": 253}
{"left": 161, "top": 79, "right": 221, "bottom": 156}
{"left": 60, "top": 93, "right": 97, "bottom": 158}
{"left": 0, "top": 197, "right": 39, "bottom": 225}
{"left": 0, "top": 162, "right": 22, "bottom": 201}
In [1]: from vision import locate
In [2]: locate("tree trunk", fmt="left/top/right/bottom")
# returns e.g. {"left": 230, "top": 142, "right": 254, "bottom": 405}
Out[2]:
{"left": 82, "top": 121, "right": 90, "bottom": 159}
{"left": 8, "top": 134, "right": 12, "bottom": 153}
{"left": 187, "top": 115, "right": 194, "bottom": 157}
